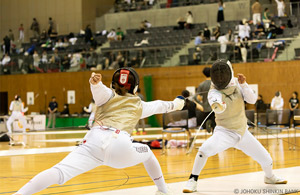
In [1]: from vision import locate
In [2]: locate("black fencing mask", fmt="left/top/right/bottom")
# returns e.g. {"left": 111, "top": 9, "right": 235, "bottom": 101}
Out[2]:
{"left": 211, "top": 59, "right": 232, "bottom": 90}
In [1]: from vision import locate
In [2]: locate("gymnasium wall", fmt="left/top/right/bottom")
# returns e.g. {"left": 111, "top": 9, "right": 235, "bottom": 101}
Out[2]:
{"left": 0, "top": 61, "right": 299, "bottom": 116}
{"left": 0, "top": 0, "right": 113, "bottom": 42}
{"left": 99, "top": 0, "right": 250, "bottom": 31}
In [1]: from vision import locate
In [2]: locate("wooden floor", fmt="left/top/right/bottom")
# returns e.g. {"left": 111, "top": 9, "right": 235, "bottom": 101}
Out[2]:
{"left": 0, "top": 129, "right": 299, "bottom": 195}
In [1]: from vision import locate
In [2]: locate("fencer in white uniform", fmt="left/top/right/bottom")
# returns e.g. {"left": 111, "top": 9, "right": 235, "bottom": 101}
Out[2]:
{"left": 6, "top": 95, "right": 28, "bottom": 133}
{"left": 83, "top": 99, "right": 97, "bottom": 128}
{"left": 15, "top": 67, "right": 184, "bottom": 195}
{"left": 183, "top": 59, "right": 287, "bottom": 193}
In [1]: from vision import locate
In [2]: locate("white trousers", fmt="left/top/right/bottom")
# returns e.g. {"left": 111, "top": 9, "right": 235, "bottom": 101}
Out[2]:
{"left": 252, "top": 13, "right": 261, "bottom": 25}
{"left": 199, "top": 126, "right": 272, "bottom": 167}
{"left": 6, "top": 111, "right": 27, "bottom": 133}
{"left": 241, "top": 48, "right": 247, "bottom": 63}
{"left": 53, "top": 126, "right": 153, "bottom": 184}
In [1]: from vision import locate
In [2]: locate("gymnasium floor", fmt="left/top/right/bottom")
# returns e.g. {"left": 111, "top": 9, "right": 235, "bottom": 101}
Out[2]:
{"left": 0, "top": 128, "right": 299, "bottom": 195}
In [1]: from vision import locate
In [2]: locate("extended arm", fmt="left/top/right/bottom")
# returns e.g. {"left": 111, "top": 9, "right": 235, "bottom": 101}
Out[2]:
{"left": 21, "top": 103, "right": 28, "bottom": 113}
{"left": 140, "top": 97, "right": 185, "bottom": 119}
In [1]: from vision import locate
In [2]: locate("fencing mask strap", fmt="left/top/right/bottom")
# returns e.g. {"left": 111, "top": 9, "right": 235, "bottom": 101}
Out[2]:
{"left": 211, "top": 59, "right": 233, "bottom": 90}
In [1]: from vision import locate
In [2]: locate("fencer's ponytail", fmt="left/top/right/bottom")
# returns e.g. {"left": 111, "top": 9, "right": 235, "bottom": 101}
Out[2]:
{"left": 113, "top": 83, "right": 128, "bottom": 96}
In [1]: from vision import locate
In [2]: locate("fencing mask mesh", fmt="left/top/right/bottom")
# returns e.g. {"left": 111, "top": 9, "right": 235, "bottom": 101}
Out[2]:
{"left": 211, "top": 59, "right": 232, "bottom": 90}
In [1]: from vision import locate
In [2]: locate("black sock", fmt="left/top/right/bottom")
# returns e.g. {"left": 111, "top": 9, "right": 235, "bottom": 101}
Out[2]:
{"left": 189, "top": 174, "right": 199, "bottom": 181}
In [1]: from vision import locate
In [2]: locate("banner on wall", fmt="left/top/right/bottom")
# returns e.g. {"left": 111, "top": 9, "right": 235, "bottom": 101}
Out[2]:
{"left": 27, "top": 92, "right": 34, "bottom": 105}
{"left": 67, "top": 90, "right": 76, "bottom": 104}
{"left": 13, "top": 115, "right": 46, "bottom": 131}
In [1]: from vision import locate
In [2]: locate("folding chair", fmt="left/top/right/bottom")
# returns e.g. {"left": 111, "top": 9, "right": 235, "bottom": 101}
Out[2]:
{"left": 162, "top": 110, "right": 190, "bottom": 154}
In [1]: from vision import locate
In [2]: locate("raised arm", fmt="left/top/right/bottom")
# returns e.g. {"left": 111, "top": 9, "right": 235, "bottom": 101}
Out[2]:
{"left": 140, "top": 97, "right": 185, "bottom": 119}
{"left": 90, "top": 72, "right": 113, "bottom": 107}
{"left": 237, "top": 74, "right": 257, "bottom": 104}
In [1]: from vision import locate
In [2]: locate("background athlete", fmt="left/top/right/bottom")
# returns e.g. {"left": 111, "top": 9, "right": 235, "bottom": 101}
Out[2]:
{"left": 183, "top": 59, "right": 287, "bottom": 193}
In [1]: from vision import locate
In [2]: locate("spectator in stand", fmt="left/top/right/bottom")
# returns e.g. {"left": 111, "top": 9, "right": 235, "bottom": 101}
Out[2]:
{"left": 262, "top": 8, "right": 271, "bottom": 28}
{"left": 238, "top": 19, "right": 251, "bottom": 39}
{"left": 144, "top": 20, "right": 152, "bottom": 28}
{"left": 275, "top": 0, "right": 285, "bottom": 17}
{"left": 240, "top": 37, "right": 250, "bottom": 63}
{"left": 63, "top": 37, "right": 69, "bottom": 47}
{"left": 50, "top": 49, "right": 60, "bottom": 66}
{"left": 107, "top": 29, "right": 117, "bottom": 41}
{"left": 31, "top": 18, "right": 40, "bottom": 38}
{"left": 3, "top": 36, "right": 11, "bottom": 55}
{"left": 225, "top": 29, "right": 234, "bottom": 43}
{"left": 213, "top": 26, "right": 221, "bottom": 40}
{"left": 136, "top": 21, "right": 146, "bottom": 33}
{"left": 194, "top": 32, "right": 203, "bottom": 46}
{"left": 41, "top": 50, "right": 48, "bottom": 64}
{"left": 40, "top": 29, "right": 48, "bottom": 41}
{"left": 48, "top": 17, "right": 54, "bottom": 36}
{"left": 33, "top": 50, "right": 40, "bottom": 69}
{"left": 68, "top": 53, "right": 82, "bottom": 72}
{"left": 61, "top": 54, "right": 71, "bottom": 71}
{"left": 1, "top": 53, "right": 11, "bottom": 65}
{"left": 85, "top": 24, "right": 93, "bottom": 44}
{"left": 8, "top": 29, "right": 15, "bottom": 42}
{"left": 233, "top": 36, "right": 242, "bottom": 61}
{"left": 54, "top": 39, "right": 64, "bottom": 50}
{"left": 254, "top": 22, "right": 265, "bottom": 39}
{"left": 185, "top": 11, "right": 194, "bottom": 29}
{"left": 116, "top": 28, "right": 124, "bottom": 41}
{"left": 203, "top": 26, "right": 211, "bottom": 41}
{"left": 218, "top": 33, "right": 228, "bottom": 53}
{"left": 193, "top": 47, "right": 202, "bottom": 65}
{"left": 217, "top": 0, "right": 225, "bottom": 24}
{"left": 175, "top": 17, "right": 186, "bottom": 30}
{"left": 289, "top": 91, "right": 299, "bottom": 127}
{"left": 61, "top": 104, "right": 70, "bottom": 116}
{"left": 252, "top": 0, "right": 262, "bottom": 25}
{"left": 19, "top": 24, "right": 25, "bottom": 42}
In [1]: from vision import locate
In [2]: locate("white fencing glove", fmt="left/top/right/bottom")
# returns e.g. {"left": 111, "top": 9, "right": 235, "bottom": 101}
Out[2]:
{"left": 172, "top": 96, "right": 185, "bottom": 111}
{"left": 211, "top": 101, "right": 226, "bottom": 114}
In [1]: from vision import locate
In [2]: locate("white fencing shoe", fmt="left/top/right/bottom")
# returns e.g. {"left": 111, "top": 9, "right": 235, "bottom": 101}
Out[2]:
{"left": 155, "top": 186, "right": 173, "bottom": 195}
{"left": 264, "top": 175, "right": 287, "bottom": 184}
{"left": 183, "top": 178, "right": 197, "bottom": 193}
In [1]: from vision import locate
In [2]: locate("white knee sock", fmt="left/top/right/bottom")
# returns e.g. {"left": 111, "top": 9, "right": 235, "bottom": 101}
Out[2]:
{"left": 143, "top": 152, "right": 168, "bottom": 193}
{"left": 17, "top": 168, "right": 61, "bottom": 195}
{"left": 192, "top": 151, "right": 208, "bottom": 176}
{"left": 262, "top": 164, "right": 273, "bottom": 178}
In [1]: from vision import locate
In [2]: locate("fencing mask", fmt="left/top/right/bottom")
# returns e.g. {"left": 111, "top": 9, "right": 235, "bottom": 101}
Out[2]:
{"left": 210, "top": 59, "right": 233, "bottom": 90}
{"left": 111, "top": 67, "right": 139, "bottom": 94}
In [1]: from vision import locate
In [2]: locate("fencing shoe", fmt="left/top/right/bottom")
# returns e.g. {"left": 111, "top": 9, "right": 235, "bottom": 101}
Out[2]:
{"left": 183, "top": 178, "right": 197, "bottom": 193}
{"left": 264, "top": 175, "right": 287, "bottom": 184}
{"left": 155, "top": 187, "right": 173, "bottom": 195}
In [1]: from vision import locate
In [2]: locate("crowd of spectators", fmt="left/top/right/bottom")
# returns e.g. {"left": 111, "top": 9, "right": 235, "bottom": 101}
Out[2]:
{"left": 114, "top": 0, "right": 155, "bottom": 12}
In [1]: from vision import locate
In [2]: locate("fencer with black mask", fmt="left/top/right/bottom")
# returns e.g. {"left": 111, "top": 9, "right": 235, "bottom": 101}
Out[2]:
{"left": 15, "top": 67, "right": 185, "bottom": 195}
{"left": 183, "top": 59, "right": 287, "bottom": 193}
